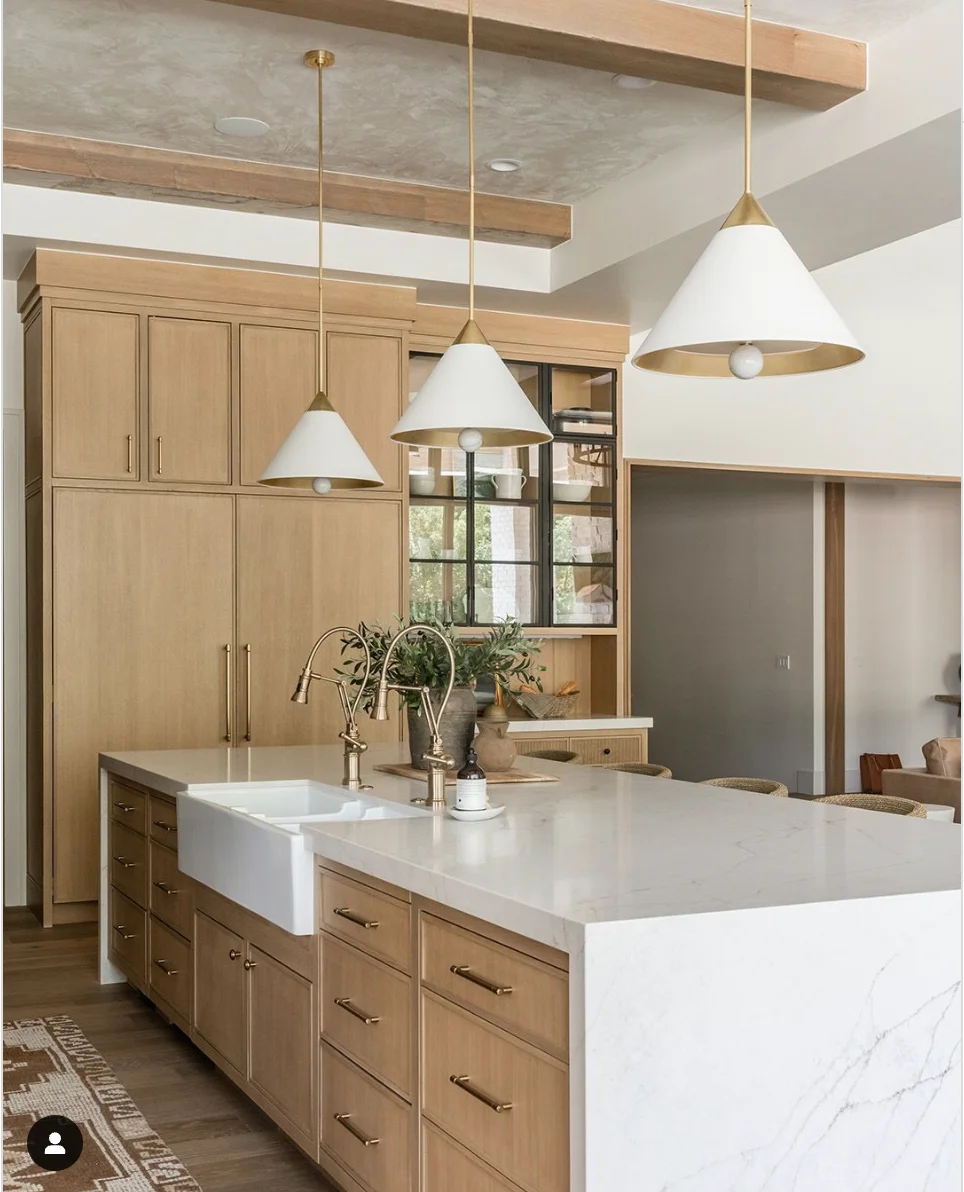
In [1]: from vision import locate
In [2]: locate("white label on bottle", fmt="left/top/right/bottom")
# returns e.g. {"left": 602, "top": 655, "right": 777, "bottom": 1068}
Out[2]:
{"left": 455, "top": 777, "right": 488, "bottom": 811}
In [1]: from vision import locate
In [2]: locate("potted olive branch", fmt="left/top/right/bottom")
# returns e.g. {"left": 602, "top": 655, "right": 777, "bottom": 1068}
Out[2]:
{"left": 339, "top": 618, "right": 543, "bottom": 771}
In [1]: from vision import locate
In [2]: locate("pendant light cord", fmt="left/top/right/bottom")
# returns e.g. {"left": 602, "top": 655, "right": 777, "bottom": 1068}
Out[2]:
{"left": 467, "top": 0, "right": 476, "bottom": 322}
{"left": 316, "top": 57, "right": 326, "bottom": 393}
{"left": 744, "top": 0, "right": 752, "bottom": 195}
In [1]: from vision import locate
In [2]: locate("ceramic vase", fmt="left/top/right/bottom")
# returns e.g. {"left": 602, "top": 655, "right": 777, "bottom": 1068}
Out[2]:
{"left": 474, "top": 719, "right": 517, "bottom": 773}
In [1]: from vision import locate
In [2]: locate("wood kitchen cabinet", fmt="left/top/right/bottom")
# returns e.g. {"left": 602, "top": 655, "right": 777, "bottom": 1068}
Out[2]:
{"left": 194, "top": 910, "right": 247, "bottom": 1078}
{"left": 327, "top": 329, "right": 404, "bottom": 492}
{"left": 239, "top": 323, "right": 317, "bottom": 487}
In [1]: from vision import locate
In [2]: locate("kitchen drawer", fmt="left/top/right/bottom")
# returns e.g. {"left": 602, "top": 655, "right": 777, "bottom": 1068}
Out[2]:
{"left": 321, "top": 1043, "right": 412, "bottom": 1192}
{"left": 420, "top": 913, "right": 567, "bottom": 1059}
{"left": 322, "top": 933, "right": 412, "bottom": 1097}
{"left": 108, "top": 887, "right": 147, "bottom": 988}
{"left": 149, "top": 916, "right": 192, "bottom": 1022}
{"left": 512, "top": 736, "right": 571, "bottom": 756}
{"left": 110, "top": 820, "right": 148, "bottom": 907}
{"left": 150, "top": 840, "right": 193, "bottom": 940}
{"left": 423, "top": 1121, "right": 519, "bottom": 1192}
{"left": 421, "top": 991, "right": 568, "bottom": 1192}
{"left": 109, "top": 779, "right": 147, "bottom": 835}
{"left": 574, "top": 735, "right": 642, "bottom": 765}
{"left": 149, "top": 793, "right": 178, "bottom": 848}
{"left": 320, "top": 870, "right": 412, "bottom": 974}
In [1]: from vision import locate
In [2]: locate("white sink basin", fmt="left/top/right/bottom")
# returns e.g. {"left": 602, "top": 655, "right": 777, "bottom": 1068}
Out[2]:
{"left": 176, "top": 780, "right": 428, "bottom": 934}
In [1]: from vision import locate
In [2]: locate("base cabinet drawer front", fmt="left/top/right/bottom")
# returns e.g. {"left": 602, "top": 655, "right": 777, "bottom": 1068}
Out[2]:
{"left": 574, "top": 735, "right": 642, "bottom": 765}
{"left": 148, "top": 794, "right": 178, "bottom": 848}
{"left": 149, "top": 841, "right": 193, "bottom": 940}
{"left": 109, "top": 888, "right": 147, "bottom": 988}
{"left": 420, "top": 914, "right": 567, "bottom": 1059}
{"left": 320, "top": 870, "right": 412, "bottom": 974}
{"left": 322, "top": 933, "right": 412, "bottom": 1097}
{"left": 109, "top": 821, "right": 149, "bottom": 907}
{"left": 321, "top": 1043, "right": 412, "bottom": 1192}
{"left": 512, "top": 737, "right": 571, "bottom": 757}
{"left": 421, "top": 992, "right": 569, "bottom": 1192}
{"left": 247, "top": 945, "right": 316, "bottom": 1140}
{"left": 149, "top": 917, "right": 192, "bottom": 1022}
{"left": 423, "top": 1122, "right": 520, "bottom": 1192}
{"left": 193, "top": 910, "right": 246, "bottom": 1077}
{"left": 109, "top": 781, "right": 148, "bottom": 836}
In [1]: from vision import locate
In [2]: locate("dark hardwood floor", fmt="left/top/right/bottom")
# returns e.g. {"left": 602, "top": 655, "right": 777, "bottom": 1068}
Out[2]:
{"left": 3, "top": 908, "right": 334, "bottom": 1192}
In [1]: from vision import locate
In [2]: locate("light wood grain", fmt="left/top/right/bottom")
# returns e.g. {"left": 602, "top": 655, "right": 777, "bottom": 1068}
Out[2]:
{"left": 511, "top": 735, "right": 571, "bottom": 756}
{"left": 412, "top": 303, "right": 628, "bottom": 362}
{"left": 148, "top": 916, "right": 193, "bottom": 1024}
{"left": 51, "top": 307, "right": 139, "bottom": 481}
{"left": 320, "top": 871, "right": 413, "bottom": 974}
{"left": 423, "top": 1121, "right": 519, "bottom": 1192}
{"left": 148, "top": 317, "right": 232, "bottom": 485}
{"left": 109, "top": 821, "right": 148, "bottom": 908}
{"left": 194, "top": 882, "right": 316, "bottom": 980}
{"left": 108, "top": 887, "right": 148, "bottom": 992}
{"left": 108, "top": 778, "right": 148, "bottom": 835}
{"left": 23, "top": 313, "right": 43, "bottom": 486}
{"left": 194, "top": 909, "right": 247, "bottom": 1079}
{"left": 148, "top": 793, "right": 179, "bottom": 849}
{"left": 572, "top": 734, "right": 642, "bottom": 765}
{"left": 825, "top": 481, "right": 846, "bottom": 795}
{"left": 204, "top": 0, "right": 865, "bottom": 109}
{"left": 149, "top": 840, "right": 194, "bottom": 940}
{"left": 327, "top": 329, "right": 404, "bottom": 492}
{"left": 239, "top": 323, "right": 317, "bottom": 486}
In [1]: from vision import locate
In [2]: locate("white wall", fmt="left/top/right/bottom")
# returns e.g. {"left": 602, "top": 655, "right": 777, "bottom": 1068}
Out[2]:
{"left": 845, "top": 482, "right": 962, "bottom": 772}
{"left": 623, "top": 220, "right": 963, "bottom": 479}
{"left": 3, "top": 278, "right": 26, "bottom": 905}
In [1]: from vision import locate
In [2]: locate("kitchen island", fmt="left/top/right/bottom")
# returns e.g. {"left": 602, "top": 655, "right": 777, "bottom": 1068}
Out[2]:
{"left": 99, "top": 742, "right": 961, "bottom": 1192}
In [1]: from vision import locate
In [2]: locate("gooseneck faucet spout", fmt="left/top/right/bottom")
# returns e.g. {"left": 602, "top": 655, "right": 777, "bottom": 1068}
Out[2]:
{"left": 291, "top": 626, "right": 373, "bottom": 790}
{"left": 372, "top": 625, "right": 457, "bottom": 809}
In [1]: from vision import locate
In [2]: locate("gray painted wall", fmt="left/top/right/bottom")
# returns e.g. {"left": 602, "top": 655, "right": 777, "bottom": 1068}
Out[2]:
{"left": 630, "top": 469, "right": 815, "bottom": 791}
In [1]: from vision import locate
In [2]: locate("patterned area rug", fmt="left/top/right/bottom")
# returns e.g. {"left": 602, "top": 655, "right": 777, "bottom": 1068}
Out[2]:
{"left": 4, "top": 1016, "right": 202, "bottom": 1190}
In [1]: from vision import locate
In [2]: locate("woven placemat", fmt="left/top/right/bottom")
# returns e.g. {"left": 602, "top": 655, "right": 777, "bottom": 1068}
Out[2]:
{"left": 373, "top": 763, "right": 557, "bottom": 785}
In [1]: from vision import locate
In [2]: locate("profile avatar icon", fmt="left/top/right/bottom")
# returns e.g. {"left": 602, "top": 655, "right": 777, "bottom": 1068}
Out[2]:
{"left": 44, "top": 1130, "right": 67, "bottom": 1155}
{"left": 26, "top": 1115, "right": 83, "bottom": 1171}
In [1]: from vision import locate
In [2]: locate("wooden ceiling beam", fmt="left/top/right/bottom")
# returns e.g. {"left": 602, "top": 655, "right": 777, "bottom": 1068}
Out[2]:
{"left": 205, "top": 0, "right": 866, "bottom": 110}
{"left": 3, "top": 129, "right": 571, "bottom": 245}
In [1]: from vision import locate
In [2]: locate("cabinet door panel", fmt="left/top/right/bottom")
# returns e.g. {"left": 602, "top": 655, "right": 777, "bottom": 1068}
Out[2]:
{"left": 327, "top": 331, "right": 403, "bottom": 492}
{"left": 236, "top": 496, "right": 402, "bottom": 746}
{"left": 149, "top": 317, "right": 231, "bottom": 484}
{"left": 247, "top": 945, "right": 316, "bottom": 1139}
{"left": 52, "top": 490, "right": 234, "bottom": 903}
{"left": 194, "top": 911, "right": 246, "bottom": 1077}
{"left": 239, "top": 324, "right": 316, "bottom": 486}
{"left": 52, "top": 308, "right": 139, "bottom": 480}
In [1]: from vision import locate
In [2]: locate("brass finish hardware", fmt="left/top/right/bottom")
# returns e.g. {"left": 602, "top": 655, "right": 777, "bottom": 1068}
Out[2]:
{"left": 450, "top": 965, "right": 514, "bottom": 996}
{"left": 153, "top": 958, "right": 179, "bottom": 976}
{"left": 112, "top": 924, "right": 135, "bottom": 940}
{"left": 243, "top": 958, "right": 257, "bottom": 970}
{"left": 112, "top": 855, "right": 137, "bottom": 869}
{"left": 244, "top": 643, "right": 252, "bottom": 741}
{"left": 156, "top": 435, "right": 163, "bottom": 475}
{"left": 333, "top": 1113, "right": 381, "bottom": 1148}
{"left": 113, "top": 801, "right": 135, "bottom": 812}
{"left": 224, "top": 644, "right": 232, "bottom": 742}
{"left": 127, "top": 434, "right": 133, "bottom": 474}
{"left": 334, "top": 997, "right": 381, "bottom": 1025}
{"left": 229, "top": 949, "right": 242, "bottom": 961}
{"left": 450, "top": 1074, "right": 513, "bottom": 1113}
{"left": 333, "top": 907, "right": 379, "bottom": 930}
{"left": 153, "top": 880, "right": 181, "bottom": 896}
{"left": 152, "top": 819, "right": 176, "bottom": 833}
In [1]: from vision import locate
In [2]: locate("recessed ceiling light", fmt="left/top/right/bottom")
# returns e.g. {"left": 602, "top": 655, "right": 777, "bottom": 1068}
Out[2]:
{"left": 488, "top": 158, "right": 521, "bottom": 173}
{"left": 215, "top": 116, "right": 270, "bottom": 138}
{"left": 612, "top": 74, "right": 656, "bottom": 90}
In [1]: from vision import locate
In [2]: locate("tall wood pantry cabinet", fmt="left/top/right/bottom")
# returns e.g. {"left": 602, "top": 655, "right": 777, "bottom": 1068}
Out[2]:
{"left": 21, "top": 250, "right": 413, "bottom": 925}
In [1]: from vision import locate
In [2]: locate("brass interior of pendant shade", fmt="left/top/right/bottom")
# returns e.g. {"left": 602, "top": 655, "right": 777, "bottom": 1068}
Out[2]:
{"left": 633, "top": 343, "right": 865, "bottom": 377}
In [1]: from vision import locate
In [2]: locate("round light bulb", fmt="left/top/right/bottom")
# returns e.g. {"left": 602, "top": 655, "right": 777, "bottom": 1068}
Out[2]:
{"left": 728, "top": 343, "right": 765, "bottom": 380}
{"left": 458, "top": 427, "right": 484, "bottom": 453}
{"left": 311, "top": 477, "right": 332, "bottom": 495}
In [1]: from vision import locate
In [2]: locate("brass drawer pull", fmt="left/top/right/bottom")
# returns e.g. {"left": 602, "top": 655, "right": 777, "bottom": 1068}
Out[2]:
{"left": 127, "top": 434, "right": 133, "bottom": 474}
{"left": 450, "top": 965, "right": 514, "bottom": 997}
{"left": 153, "top": 958, "right": 179, "bottom": 977}
{"left": 113, "top": 801, "right": 136, "bottom": 813}
{"left": 244, "top": 643, "right": 252, "bottom": 742}
{"left": 333, "top": 1113, "right": 380, "bottom": 1148}
{"left": 243, "top": 958, "right": 257, "bottom": 971}
{"left": 153, "top": 819, "right": 177, "bottom": 833}
{"left": 333, "top": 907, "right": 379, "bottom": 930}
{"left": 112, "top": 924, "right": 136, "bottom": 941}
{"left": 334, "top": 997, "right": 381, "bottom": 1025}
{"left": 229, "top": 949, "right": 242, "bottom": 961}
{"left": 112, "top": 855, "right": 138, "bottom": 869}
{"left": 152, "top": 880, "right": 181, "bottom": 896}
{"left": 156, "top": 435, "right": 163, "bottom": 475}
{"left": 450, "top": 1074, "right": 513, "bottom": 1114}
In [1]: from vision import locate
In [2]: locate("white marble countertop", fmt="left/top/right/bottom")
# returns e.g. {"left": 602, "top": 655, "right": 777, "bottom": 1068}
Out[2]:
{"left": 504, "top": 716, "right": 652, "bottom": 732}
{"left": 100, "top": 742, "right": 960, "bottom": 953}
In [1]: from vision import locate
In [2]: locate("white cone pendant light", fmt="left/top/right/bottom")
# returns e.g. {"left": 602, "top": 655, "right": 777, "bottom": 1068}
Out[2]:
{"left": 632, "top": 1, "right": 864, "bottom": 379}
{"left": 261, "top": 51, "right": 383, "bottom": 491}
{"left": 390, "top": 0, "right": 552, "bottom": 450}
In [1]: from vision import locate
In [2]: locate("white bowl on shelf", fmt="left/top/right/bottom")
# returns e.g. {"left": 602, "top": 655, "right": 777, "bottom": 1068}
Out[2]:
{"left": 410, "top": 468, "right": 436, "bottom": 496}
{"left": 553, "top": 480, "right": 592, "bottom": 503}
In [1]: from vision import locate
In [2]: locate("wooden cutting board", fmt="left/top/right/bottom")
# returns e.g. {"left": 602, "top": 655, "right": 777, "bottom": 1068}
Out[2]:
{"left": 373, "top": 763, "right": 558, "bottom": 785}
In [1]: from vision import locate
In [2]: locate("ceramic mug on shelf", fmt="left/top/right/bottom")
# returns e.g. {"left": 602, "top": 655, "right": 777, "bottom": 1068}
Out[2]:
{"left": 410, "top": 467, "right": 436, "bottom": 496}
{"left": 494, "top": 471, "right": 524, "bottom": 500}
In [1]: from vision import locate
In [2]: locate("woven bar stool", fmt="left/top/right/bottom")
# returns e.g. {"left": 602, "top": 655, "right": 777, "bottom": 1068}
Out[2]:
{"left": 814, "top": 793, "right": 927, "bottom": 818}
{"left": 601, "top": 762, "right": 672, "bottom": 778}
{"left": 701, "top": 777, "right": 789, "bottom": 797}
{"left": 525, "top": 749, "right": 582, "bottom": 764}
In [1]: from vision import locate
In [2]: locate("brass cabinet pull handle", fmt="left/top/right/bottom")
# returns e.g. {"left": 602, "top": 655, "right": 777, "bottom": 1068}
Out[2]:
{"left": 112, "top": 855, "right": 138, "bottom": 869}
{"left": 152, "top": 880, "right": 181, "bottom": 896}
{"left": 113, "top": 801, "right": 135, "bottom": 813}
{"left": 244, "top": 643, "right": 252, "bottom": 742}
{"left": 334, "top": 997, "right": 381, "bottom": 1025}
{"left": 127, "top": 434, "right": 133, "bottom": 474}
{"left": 333, "top": 907, "right": 379, "bottom": 930}
{"left": 152, "top": 819, "right": 177, "bottom": 833}
{"left": 156, "top": 435, "right": 163, "bottom": 475}
{"left": 450, "top": 1074, "right": 513, "bottom": 1114}
{"left": 113, "top": 924, "right": 135, "bottom": 941}
{"left": 333, "top": 1114, "right": 380, "bottom": 1148}
{"left": 153, "top": 958, "right": 179, "bottom": 976}
{"left": 229, "top": 949, "right": 242, "bottom": 961}
{"left": 450, "top": 965, "right": 514, "bottom": 996}
{"left": 224, "top": 644, "right": 232, "bottom": 742}
{"left": 243, "top": 958, "right": 257, "bottom": 971}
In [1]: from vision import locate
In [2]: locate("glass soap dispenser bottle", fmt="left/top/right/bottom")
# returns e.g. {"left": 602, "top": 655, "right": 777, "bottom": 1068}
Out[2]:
{"left": 455, "top": 746, "right": 488, "bottom": 811}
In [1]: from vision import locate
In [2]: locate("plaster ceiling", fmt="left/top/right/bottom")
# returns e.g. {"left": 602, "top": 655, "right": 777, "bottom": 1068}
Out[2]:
{"left": 2, "top": 0, "right": 944, "bottom": 205}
